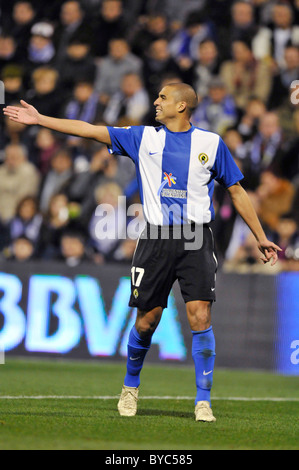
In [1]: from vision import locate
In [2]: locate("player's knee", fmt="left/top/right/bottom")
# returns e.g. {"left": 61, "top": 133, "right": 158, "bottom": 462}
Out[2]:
{"left": 135, "top": 309, "right": 162, "bottom": 338}
{"left": 135, "top": 318, "right": 157, "bottom": 337}
{"left": 187, "top": 301, "right": 211, "bottom": 331}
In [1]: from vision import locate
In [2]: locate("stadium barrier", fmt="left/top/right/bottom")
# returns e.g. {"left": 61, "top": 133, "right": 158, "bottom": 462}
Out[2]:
{"left": 0, "top": 260, "right": 298, "bottom": 375}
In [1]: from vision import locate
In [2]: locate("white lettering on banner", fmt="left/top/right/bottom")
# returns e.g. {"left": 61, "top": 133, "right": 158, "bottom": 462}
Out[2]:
{"left": 0, "top": 273, "right": 26, "bottom": 351}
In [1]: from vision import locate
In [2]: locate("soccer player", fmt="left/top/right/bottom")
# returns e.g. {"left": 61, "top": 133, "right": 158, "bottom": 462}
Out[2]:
{"left": 3, "top": 83, "right": 281, "bottom": 422}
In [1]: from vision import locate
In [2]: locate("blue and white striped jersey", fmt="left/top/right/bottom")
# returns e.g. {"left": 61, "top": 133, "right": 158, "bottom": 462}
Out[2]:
{"left": 107, "top": 124, "right": 244, "bottom": 226}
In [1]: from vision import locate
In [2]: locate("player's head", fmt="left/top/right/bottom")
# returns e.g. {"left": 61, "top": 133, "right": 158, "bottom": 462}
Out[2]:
{"left": 154, "top": 83, "right": 198, "bottom": 124}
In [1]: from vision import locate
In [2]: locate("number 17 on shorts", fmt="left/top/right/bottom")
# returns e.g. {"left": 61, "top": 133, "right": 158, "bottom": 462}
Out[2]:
{"left": 131, "top": 267, "right": 145, "bottom": 299}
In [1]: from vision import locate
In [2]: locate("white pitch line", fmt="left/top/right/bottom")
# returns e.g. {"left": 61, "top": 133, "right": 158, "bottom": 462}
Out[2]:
{"left": 0, "top": 395, "right": 298, "bottom": 402}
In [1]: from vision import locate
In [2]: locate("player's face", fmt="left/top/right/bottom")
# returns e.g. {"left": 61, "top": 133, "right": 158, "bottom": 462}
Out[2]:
{"left": 154, "top": 87, "right": 179, "bottom": 124}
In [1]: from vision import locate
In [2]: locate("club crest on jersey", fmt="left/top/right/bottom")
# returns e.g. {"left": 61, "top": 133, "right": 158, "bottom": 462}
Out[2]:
{"left": 198, "top": 153, "right": 209, "bottom": 165}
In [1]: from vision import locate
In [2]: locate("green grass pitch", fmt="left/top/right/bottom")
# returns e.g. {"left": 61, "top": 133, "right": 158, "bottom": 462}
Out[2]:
{"left": 0, "top": 359, "right": 298, "bottom": 450}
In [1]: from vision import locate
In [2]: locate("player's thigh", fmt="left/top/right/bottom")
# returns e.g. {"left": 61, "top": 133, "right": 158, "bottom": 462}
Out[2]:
{"left": 176, "top": 225, "right": 218, "bottom": 303}
{"left": 129, "top": 236, "right": 176, "bottom": 311}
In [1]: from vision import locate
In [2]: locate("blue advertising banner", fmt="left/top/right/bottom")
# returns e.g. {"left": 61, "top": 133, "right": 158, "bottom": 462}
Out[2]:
{"left": 0, "top": 260, "right": 297, "bottom": 373}
{"left": 275, "top": 272, "right": 299, "bottom": 375}
{"left": 0, "top": 261, "right": 187, "bottom": 362}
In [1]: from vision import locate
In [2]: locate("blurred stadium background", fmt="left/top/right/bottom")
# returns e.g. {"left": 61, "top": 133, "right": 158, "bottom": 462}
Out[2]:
{"left": 0, "top": 0, "right": 299, "bottom": 379}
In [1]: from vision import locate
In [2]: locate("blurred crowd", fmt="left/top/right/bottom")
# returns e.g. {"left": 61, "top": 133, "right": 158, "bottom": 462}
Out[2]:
{"left": 0, "top": 0, "right": 299, "bottom": 271}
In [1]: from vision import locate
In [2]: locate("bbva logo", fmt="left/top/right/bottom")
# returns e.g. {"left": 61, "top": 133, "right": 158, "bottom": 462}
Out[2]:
{"left": 0, "top": 273, "right": 186, "bottom": 360}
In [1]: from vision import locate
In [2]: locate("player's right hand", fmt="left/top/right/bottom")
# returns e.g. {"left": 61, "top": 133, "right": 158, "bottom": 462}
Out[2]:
{"left": 3, "top": 100, "right": 40, "bottom": 126}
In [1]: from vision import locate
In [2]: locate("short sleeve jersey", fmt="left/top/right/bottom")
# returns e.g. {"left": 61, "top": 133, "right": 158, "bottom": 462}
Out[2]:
{"left": 107, "top": 124, "right": 243, "bottom": 225}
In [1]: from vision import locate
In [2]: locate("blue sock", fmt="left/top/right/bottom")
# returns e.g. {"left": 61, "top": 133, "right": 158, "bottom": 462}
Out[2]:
{"left": 124, "top": 326, "right": 152, "bottom": 388}
{"left": 192, "top": 326, "right": 216, "bottom": 406}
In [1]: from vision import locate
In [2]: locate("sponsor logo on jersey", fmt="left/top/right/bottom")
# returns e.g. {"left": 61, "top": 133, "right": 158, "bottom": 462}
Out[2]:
{"left": 157, "top": 172, "right": 177, "bottom": 196}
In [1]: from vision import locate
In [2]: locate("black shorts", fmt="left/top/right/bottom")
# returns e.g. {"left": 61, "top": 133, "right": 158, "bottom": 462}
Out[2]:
{"left": 129, "top": 223, "right": 218, "bottom": 312}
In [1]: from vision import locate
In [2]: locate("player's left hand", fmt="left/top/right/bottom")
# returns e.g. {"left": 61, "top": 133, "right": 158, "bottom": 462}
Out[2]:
{"left": 258, "top": 239, "right": 282, "bottom": 266}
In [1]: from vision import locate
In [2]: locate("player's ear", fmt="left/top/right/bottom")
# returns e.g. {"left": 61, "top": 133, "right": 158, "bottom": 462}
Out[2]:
{"left": 177, "top": 101, "right": 187, "bottom": 114}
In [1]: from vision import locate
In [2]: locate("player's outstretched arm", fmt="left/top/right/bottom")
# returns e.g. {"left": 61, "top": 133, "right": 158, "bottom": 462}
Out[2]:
{"left": 3, "top": 100, "right": 111, "bottom": 145}
{"left": 227, "top": 182, "right": 282, "bottom": 266}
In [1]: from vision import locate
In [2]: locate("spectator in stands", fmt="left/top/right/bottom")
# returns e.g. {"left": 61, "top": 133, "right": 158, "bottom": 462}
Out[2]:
{"left": 103, "top": 72, "right": 150, "bottom": 125}
{"left": 142, "top": 38, "right": 182, "bottom": 101}
{"left": 220, "top": 38, "right": 272, "bottom": 110}
{"left": 57, "top": 36, "right": 97, "bottom": 91}
{"left": 0, "top": 108, "right": 36, "bottom": 161}
{"left": 0, "top": 35, "right": 21, "bottom": 71}
{"left": 9, "top": 196, "right": 42, "bottom": 246}
{"left": 255, "top": 169, "right": 295, "bottom": 232}
{"left": 88, "top": 181, "right": 127, "bottom": 262}
{"left": 294, "top": 0, "right": 299, "bottom": 25}
{"left": 59, "top": 228, "right": 89, "bottom": 266}
{"left": 6, "top": 1, "right": 36, "bottom": 59}
{"left": 162, "top": 0, "right": 207, "bottom": 32}
{"left": 129, "top": 13, "right": 171, "bottom": 60}
{"left": 219, "top": 1, "right": 263, "bottom": 61}
{"left": 92, "top": 0, "right": 128, "bottom": 57}
{"left": 194, "top": 39, "right": 221, "bottom": 100}
{"left": 63, "top": 79, "right": 102, "bottom": 150}
{"left": 240, "top": 111, "right": 285, "bottom": 189}
{"left": 38, "top": 192, "right": 71, "bottom": 259}
{"left": 1, "top": 64, "right": 24, "bottom": 106}
{"left": 25, "top": 67, "right": 63, "bottom": 118}
{"left": 273, "top": 213, "right": 299, "bottom": 269}
{"left": 169, "top": 10, "right": 214, "bottom": 63}
{"left": 271, "top": 3, "right": 299, "bottom": 66}
{"left": 252, "top": 0, "right": 277, "bottom": 27}
{"left": 27, "top": 22, "right": 56, "bottom": 73}
{"left": 276, "top": 84, "right": 299, "bottom": 142}
{"left": 64, "top": 79, "right": 100, "bottom": 124}
{"left": 33, "top": 128, "right": 62, "bottom": 176}
{"left": 277, "top": 108, "right": 299, "bottom": 183}
{"left": 54, "top": 0, "right": 94, "bottom": 65}
{"left": 237, "top": 96, "right": 267, "bottom": 141}
{"left": 268, "top": 44, "right": 299, "bottom": 110}
{"left": 8, "top": 236, "right": 35, "bottom": 262}
{"left": 222, "top": 127, "right": 245, "bottom": 160}
{"left": 65, "top": 145, "right": 110, "bottom": 224}
{"left": 39, "top": 149, "right": 73, "bottom": 213}
{"left": 191, "top": 77, "right": 238, "bottom": 135}
{"left": 95, "top": 37, "right": 142, "bottom": 107}
{"left": 254, "top": 2, "right": 299, "bottom": 68}
{"left": 0, "top": 144, "right": 40, "bottom": 223}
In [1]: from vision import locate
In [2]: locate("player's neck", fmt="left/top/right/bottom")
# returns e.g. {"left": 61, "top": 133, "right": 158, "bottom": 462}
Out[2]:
{"left": 164, "top": 119, "right": 192, "bottom": 133}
